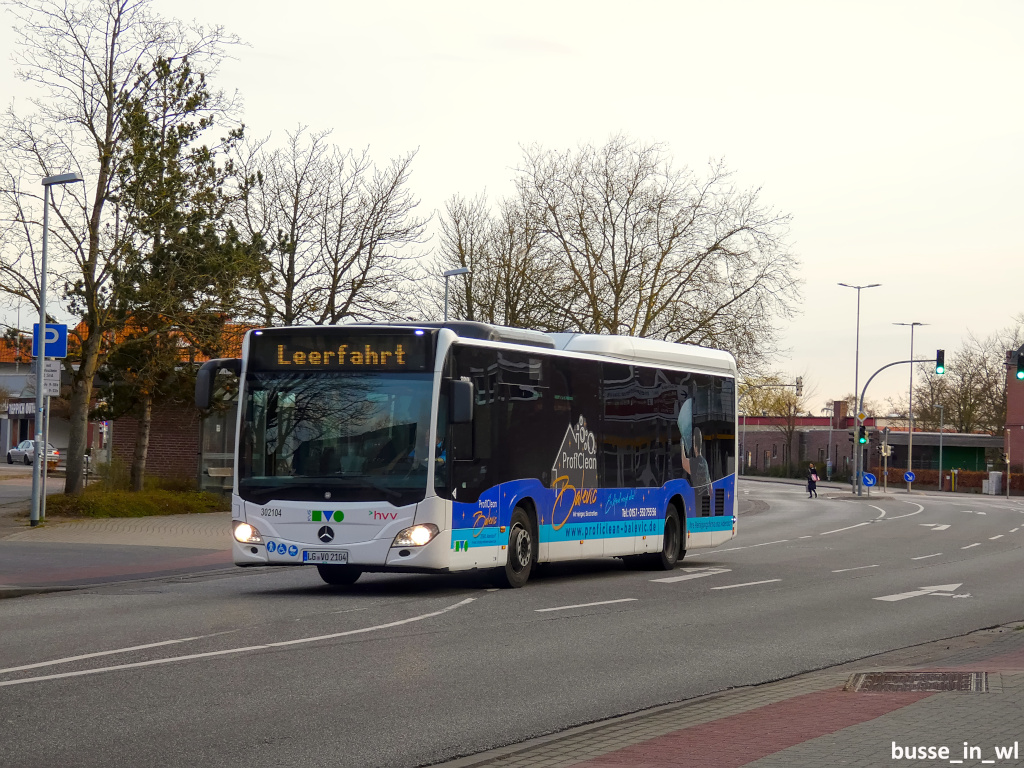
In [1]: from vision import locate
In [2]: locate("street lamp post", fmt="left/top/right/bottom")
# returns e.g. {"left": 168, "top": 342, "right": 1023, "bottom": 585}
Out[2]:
{"left": 838, "top": 282, "right": 881, "bottom": 493}
{"left": 824, "top": 404, "right": 834, "bottom": 481}
{"left": 894, "top": 321, "right": 927, "bottom": 491}
{"left": 30, "top": 172, "right": 84, "bottom": 527}
{"left": 443, "top": 267, "right": 471, "bottom": 322}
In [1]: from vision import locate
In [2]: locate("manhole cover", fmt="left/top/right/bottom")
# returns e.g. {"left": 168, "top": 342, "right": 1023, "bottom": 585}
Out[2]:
{"left": 845, "top": 672, "right": 988, "bottom": 693}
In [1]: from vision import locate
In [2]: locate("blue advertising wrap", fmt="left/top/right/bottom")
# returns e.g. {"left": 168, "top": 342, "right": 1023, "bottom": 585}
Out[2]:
{"left": 451, "top": 475, "right": 736, "bottom": 551}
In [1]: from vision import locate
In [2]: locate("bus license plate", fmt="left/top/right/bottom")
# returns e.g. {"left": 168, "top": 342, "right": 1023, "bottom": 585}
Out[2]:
{"left": 303, "top": 550, "right": 349, "bottom": 564}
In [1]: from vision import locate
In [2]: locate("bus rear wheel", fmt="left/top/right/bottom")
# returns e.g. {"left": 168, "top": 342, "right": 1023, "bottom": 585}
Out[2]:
{"left": 654, "top": 506, "right": 682, "bottom": 570}
{"left": 317, "top": 564, "right": 362, "bottom": 586}
{"left": 496, "top": 507, "right": 534, "bottom": 588}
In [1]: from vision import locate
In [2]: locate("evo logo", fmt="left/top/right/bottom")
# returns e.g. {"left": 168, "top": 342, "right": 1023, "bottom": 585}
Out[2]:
{"left": 308, "top": 510, "right": 344, "bottom": 523}
{"left": 453, "top": 540, "right": 470, "bottom": 552}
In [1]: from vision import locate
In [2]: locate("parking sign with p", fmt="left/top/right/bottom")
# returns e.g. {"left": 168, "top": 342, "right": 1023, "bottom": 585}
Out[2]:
{"left": 32, "top": 323, "right": 68, "bottom": 358}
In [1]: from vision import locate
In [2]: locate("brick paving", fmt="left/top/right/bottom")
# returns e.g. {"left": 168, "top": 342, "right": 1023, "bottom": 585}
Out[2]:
{"left": 1, "top": 511, "right": 231, "bottom": 549}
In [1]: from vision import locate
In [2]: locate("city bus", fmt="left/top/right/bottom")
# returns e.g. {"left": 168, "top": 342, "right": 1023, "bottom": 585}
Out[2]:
{"left": 195, "top": 322, "right": 738, "bottom": 588}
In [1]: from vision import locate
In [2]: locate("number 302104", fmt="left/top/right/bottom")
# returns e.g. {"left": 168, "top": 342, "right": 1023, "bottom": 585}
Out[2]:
{"left": 260, "top": 508, "right": 282, "bottom": 517}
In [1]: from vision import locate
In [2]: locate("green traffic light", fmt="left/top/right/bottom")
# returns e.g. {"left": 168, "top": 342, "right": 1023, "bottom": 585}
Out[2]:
{"left": 1018, "top": 370, "right": 1024, "bottom": 380}
{"left": 936, "top": 365, "right": 945, "bottom": 374}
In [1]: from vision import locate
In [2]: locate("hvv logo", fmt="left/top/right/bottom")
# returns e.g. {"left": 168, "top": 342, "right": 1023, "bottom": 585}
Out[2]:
{"left": 370, "top": 511, "right": 397, "bottom": 521}
{"left": 308, "top": 510, "right": 344, "bottom": 523}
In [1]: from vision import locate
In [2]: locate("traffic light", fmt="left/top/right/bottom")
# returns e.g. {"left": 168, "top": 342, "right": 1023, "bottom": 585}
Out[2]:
{"left": 935, "top": 349, "right": 945, "bottom": 375}
{"left": 1017, "top": 351, "right": 1024, "bottom": 381}
{"left": 858, "top": 426, "right": 867, "bottom": 444}
{"left": 795, "top": 376, "right": 803, "bottom": 397}
{"left": 848, "top": 430, "right": 856, "bottom": 444}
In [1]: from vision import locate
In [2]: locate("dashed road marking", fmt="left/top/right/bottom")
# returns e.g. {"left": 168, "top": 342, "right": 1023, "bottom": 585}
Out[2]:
{"left": 651, "top": 568, "right": 731, "bottom": 583}
{"left": 989, "top": 535, "right": 1004, "bottom": 540}
{"left": 820, "top": 522, "right": 872, "bottom": 535}
{"left": 833, "top": 564, "right": 879, "bottom": 573}
{"left": 911, "top": 553, "right": 942, "bottom": 560}
{"left": 962, "top": 543, "right": 981, "bottom": 549}
{"left": 536, "top": 598, "right": 637, "bottom": 613}
{"left": 711, "top": 579, "right": 781, "bottom": 590}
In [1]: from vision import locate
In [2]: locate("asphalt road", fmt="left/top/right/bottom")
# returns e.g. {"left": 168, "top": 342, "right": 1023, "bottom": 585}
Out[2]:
{"left": 1, "top": 481, "right": 1023, "bottom": 768}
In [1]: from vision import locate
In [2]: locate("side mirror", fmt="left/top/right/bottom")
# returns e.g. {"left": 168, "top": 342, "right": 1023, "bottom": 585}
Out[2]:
{"left": 450, "top": 379, "right": 474, "bottom": 424}
{"left": 195, "top": 358, "right": 241, "bottom": 410}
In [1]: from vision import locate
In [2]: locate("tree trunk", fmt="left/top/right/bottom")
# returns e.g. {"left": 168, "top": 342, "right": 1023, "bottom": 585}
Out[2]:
{"left": 130, "top": 393, "right": 154, "bottom": 492}
{"left": 63, "top": 332, "right": 102, "bottom": 495}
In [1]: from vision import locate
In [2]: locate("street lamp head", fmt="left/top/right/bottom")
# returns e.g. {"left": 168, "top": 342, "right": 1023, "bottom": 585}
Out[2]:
{"left": 838, "top": 282, "right": 882, "bottom": 290}
{"left": 442, "top": 267, "right": 471, "bottom": 277}
{"left": 42, "top": 172, "right": 84, "bottom": 186}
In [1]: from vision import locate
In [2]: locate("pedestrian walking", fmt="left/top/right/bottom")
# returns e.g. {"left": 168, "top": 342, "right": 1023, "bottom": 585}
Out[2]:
{"left": 806, "top": 463, "right": 819, "bottom": 498}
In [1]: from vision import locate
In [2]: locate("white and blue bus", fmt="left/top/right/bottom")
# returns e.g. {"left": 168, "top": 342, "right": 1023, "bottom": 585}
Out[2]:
{"left": 196, "top": 322, "right": 738, "bottom": 588}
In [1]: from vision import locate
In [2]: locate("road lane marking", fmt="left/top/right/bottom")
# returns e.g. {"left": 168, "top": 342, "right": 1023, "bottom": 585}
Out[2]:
{"left": 870, "top": 505, "right": 886, "bottom": 519}
{"left": 820, "top": 522, "right": 871, "bottom": 535}
{"left": 798, "top": 536, "right": 812, "bottom": 539}
{"left": 962, "top": 543, "right": 981, "bottom": 549}
{"left": 0, "top": 597, "right": 476, "bottom": 688}
{"left": 713, "top": 539, "right": 789, "bottom": 553}
{"left": 711, "top": 579, "right": 781, "bottom": 590}
{"left": 911, "top": 553, "right": 943, "bottom": 560}
{"left": 888, "top": 501, "right": 924, "bottom": 520}
{"left": 1012, "top": 528, "right": 1020, "bottom": 533}
{"left": 832, "top": 565, "right": 879, "bottom": 573}
{"left": 931, "top": 525, "right": 950, "bottom": 531}
{"left": 651, "top": 568, "right": 731, "bottom": 583}
{"left": 874, "top": 583, "right": 964, "bottom": 602}
{"left": 0, "top": 636, "right": 220, "bottom": 675}
{"left": 919, "top": 523, "right": 936, "bottom": 527}
{"left": 535, "top": 598, "right": 637, "bottom": 612}
{"left": 989, "top": 535, "right": 1004, "bottom": 540}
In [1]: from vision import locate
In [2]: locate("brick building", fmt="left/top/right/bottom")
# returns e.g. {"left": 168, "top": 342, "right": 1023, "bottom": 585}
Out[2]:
{"left": 741, "top": 399, "right": 1001, "bottom": 480}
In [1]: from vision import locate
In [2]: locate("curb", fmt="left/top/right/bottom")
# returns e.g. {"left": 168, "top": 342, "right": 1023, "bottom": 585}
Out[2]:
{"left": 0, "top": 585, "right": 82, "bottom": 599}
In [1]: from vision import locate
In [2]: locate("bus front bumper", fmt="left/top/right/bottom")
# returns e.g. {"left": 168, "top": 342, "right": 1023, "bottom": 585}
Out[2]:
{"left": 231, "top": 530, "right": 453, "bottom": 571}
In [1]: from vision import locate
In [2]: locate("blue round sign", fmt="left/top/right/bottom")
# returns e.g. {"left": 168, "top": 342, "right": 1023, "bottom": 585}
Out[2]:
{"left": 904, "top": 471, "right": 916, "bottom": 483}
{"left": 863, "top": 473, "right": 877, "bottom": 487}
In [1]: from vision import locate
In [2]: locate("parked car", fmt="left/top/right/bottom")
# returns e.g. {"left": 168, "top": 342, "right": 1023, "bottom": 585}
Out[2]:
{"left": 7, "top": 440, "right": 59, "bottom": 465}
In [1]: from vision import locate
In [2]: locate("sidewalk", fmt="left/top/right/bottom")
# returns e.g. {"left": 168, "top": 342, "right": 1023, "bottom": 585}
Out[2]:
{"left": 435, "top": 622, "right": 1024, "bottom": 767}
{"left": 0, "top": 497, "right": 233, "bottom": 597}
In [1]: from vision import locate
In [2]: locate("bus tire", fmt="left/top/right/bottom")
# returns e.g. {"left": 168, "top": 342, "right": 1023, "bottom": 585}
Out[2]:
{"left": 316, "top": 564, "right": 362, "bottom": 586}
{"left": 496, "top": 507, "right": 534, "bottom": 588}
{"left": 653, "top": 506, "right": 682, "bottom": 570}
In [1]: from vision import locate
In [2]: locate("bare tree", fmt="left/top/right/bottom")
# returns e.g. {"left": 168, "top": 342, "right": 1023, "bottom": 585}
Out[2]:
{"left": 429, "top": 192, "right": 549, "bottom": 327}
{"left": 514, "top": 135, "right": 800, "bottom": 366}
{"left": 234, "top": 127, "right": 427, "bottom": 325}
{"left": 740, "top": 374, "right": 811, "bottom": 474}
{"left": 0, "top": 0, "right": 239, "bottom": 493}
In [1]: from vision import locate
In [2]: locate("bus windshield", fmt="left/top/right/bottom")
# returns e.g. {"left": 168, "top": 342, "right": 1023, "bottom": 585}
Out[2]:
{"left": 239, "top": 371, "right": 435, "bottom": 505}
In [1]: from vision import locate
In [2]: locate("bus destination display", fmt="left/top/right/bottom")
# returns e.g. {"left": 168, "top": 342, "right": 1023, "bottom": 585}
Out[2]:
{"left": 249, "top": 330, "right": 433, "bottom": 371}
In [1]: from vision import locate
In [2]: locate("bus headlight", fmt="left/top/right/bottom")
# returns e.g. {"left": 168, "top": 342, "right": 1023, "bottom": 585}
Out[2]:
{"left": 233, "top": 522, "right": 263, "bottom": 544}
{"left": 392, "top": 524, "right": 439, "bottom": 547}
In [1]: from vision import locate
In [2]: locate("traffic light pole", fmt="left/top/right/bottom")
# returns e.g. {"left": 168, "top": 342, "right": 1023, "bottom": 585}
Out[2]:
{"left": 856, "top": 357, "right": 936, "bottom": 497}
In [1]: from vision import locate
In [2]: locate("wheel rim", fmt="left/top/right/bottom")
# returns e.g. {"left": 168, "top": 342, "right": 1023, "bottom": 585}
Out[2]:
{"left": 511, "top": 525, "right": 531, "bottom": 572}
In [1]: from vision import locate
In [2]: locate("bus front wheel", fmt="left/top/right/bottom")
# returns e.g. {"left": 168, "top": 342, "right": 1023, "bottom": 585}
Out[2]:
{"left": 496, "top": 507, "right": 535, "bottom": 588}
{"left": 317, "top": 564, "right": 362, "bottom": 586}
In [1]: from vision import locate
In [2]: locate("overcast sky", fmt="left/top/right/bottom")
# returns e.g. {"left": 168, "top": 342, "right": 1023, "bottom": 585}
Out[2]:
{"left": 2, "top": 0, "right": 1021, "bottom": 410}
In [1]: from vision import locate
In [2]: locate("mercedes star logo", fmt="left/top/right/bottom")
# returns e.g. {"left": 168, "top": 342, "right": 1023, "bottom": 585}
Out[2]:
{"left": 317, "top": 526, "right": 334, "bottom": 543}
